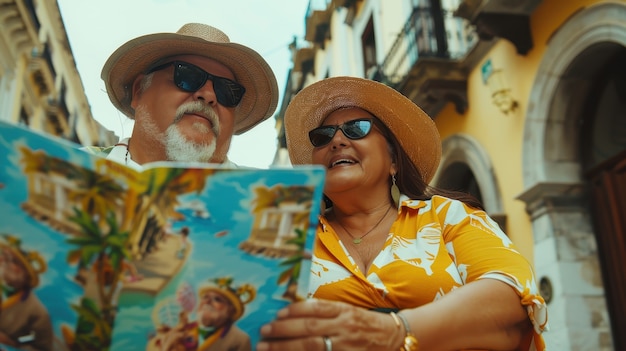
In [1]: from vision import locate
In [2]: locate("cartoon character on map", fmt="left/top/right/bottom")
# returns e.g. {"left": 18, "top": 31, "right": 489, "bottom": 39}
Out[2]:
{"left": 149, "top": 277, "right": 256, "bottom": 351}
{"left": 0, "top": 234, "right": 53, "bottom": 351}
{"left": 176, "top": 227, "right": 190, "bottom": 259}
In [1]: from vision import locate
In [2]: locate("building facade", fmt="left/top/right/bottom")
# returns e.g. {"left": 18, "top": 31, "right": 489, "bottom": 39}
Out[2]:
{"left": 275, "top": 0, "right": 626, "bottom": 350}
{"left": 0, "top": 0, "right": 116, "bottom": 146}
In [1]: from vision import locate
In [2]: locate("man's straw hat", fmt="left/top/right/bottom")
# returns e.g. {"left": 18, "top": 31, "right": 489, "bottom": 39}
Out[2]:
{"left": 101, "top": 23, "right": 278, "bottom": 134}
{"left": 284, "top": 76, "right": 441, "bottom": 183}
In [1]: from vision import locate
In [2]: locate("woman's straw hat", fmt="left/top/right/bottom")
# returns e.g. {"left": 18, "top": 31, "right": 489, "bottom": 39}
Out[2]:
{"left": 284, "top": 76, "right": 441, "bottom": 183}
{"left": 101, "top": 23, "right": 278, "bottom": 134}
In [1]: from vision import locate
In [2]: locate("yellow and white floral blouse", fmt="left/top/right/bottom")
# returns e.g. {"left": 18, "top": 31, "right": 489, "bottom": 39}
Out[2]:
{"left": 308, "top": 195, "right": 548, "bottom": 351}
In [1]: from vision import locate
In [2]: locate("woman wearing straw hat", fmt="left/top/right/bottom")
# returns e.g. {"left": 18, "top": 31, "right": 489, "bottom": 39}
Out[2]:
{"left": 257, "top": 77, "right": 548, "bottom": 351}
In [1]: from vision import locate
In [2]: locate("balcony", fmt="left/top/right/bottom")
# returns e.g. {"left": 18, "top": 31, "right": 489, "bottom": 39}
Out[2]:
{"left": 45, "top": 95, "right": 70, "bottom": 137}
{"left": 28, "top": 43, "right": 56, "bottom": 97}
{"left": 0, "top": 0, "right": 40, "bottom": 57}
{"left": 331, "top": 0, "right": 359, "bottom": 8}
{"left": 292, "top": 47, "right": 316, "bottom": 84}
{"left": 330, "top": 0, "right": 362, "bottom": 24}
{"left": 305, "top": 0, "right": 333, "bottom": 47}
{"left": 455, "top": 0, "right": 543, "bottom": 55}
{"left": 45, "top": 108, "right": 68, "bottom": 136}
{"left": 371, "top": 6, "right": 478, "bottom": 117}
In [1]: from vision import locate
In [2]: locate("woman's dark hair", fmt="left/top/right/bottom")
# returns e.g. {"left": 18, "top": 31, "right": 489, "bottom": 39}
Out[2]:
{"left": 377, "top": 119, "right": 485, "bottom": 211}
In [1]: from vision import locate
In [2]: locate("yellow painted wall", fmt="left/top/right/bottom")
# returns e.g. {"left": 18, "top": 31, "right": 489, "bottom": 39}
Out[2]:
{"left": 433, "top": 0, "right": 607, "bottom": 262}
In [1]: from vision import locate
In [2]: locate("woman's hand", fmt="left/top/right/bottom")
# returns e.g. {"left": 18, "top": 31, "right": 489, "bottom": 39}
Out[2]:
{"left": 256, "top": 299, "right": 403, "bottom": 351}
{"left": 257, "top": 280, "right": 533, "bottom": 351}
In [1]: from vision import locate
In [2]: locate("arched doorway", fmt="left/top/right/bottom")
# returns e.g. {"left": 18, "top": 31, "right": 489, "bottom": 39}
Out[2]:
{"left": 518, "top": 3, "right": 626, "bottom": 350}
{"left": 435, "top": 134, "right": 506, "bottom": 229}
{"left": 582, "top": 45, "right": 626, "bottom": 351}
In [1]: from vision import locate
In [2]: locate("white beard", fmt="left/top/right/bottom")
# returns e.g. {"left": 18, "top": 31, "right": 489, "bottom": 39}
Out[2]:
{"left": 165, "top": 123, "right": 216, "bottom": 163}
{"left": 133, "top": 101, "right": 221, "bottom": 163}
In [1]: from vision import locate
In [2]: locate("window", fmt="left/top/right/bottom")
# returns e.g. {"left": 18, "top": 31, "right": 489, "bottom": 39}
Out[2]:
{"left": 361, "top": 16, "right": 377, "bottom": 77}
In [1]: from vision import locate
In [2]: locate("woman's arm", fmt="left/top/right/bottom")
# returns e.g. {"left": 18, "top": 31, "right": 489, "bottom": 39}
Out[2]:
{"left": 257, "top": 278, "right": 530, "bottom": 351}
{"left": 402, "top": 278, "right": 530, "bottom": 351}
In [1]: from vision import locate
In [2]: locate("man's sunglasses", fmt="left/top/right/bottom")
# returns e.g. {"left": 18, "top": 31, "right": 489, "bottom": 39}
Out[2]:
{"left": 308, "top": 118, "right": 373, "bottom": 147}
{"left": 147, "top": 61, "right": 246, "bottom": 107}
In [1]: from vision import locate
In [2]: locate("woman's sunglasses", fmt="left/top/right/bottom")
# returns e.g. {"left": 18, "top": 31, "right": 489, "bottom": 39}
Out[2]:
{"left": 147, "top": 61, "right": 246, "bottom": 107}
{"left": 308, "top": 118, "right": 373, "bottom": 147}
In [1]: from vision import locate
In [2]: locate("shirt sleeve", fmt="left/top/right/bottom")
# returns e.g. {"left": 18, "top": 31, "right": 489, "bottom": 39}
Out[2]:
{"left": 436, "top": 197, "right": 549, "bottom": 345}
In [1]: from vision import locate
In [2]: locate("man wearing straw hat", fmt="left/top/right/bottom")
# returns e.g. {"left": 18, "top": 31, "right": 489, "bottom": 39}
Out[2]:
{"left": 89, "top": 22, "right": 279, "bottom": 168}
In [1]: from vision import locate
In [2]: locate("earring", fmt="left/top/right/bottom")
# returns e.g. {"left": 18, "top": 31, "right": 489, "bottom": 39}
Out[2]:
{"left": 391, "top": 174, "right": 400, "bottom": 207}
{"left": 321, "top": 195, "right": 331, "bottom": 214}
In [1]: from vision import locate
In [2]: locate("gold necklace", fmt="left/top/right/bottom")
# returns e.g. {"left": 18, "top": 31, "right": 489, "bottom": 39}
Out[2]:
{"left": 335, "top": 206, "right": 393, "bottom": 244}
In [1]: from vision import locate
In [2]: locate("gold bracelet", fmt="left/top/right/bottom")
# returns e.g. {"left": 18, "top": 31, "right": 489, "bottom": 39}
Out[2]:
{"left": 390, "top": 311, "right": 402, "bottom": 328}
{"left": 395, "top": 312, "right": 419, "bottom": 351}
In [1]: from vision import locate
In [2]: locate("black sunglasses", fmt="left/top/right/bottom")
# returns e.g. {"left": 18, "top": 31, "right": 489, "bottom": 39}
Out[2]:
{"left": 147, "top": 61, "right": 246, "bottom": 107}
{"left": 308, "top": 118, "right": 373, "bottom": 147}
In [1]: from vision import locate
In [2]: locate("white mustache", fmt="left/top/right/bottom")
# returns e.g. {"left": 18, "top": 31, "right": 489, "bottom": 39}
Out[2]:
{"left": 174, "top": 101, "right": 220, "bottom": 136}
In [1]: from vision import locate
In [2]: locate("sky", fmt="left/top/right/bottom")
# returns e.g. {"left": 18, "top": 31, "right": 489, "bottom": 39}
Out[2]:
{"left": 57, "top": 0, "right": 310, "bottom": 168}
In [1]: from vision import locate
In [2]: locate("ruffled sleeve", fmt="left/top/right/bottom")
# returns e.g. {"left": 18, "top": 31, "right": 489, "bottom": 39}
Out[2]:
{"left": 434, "top": 196, "right": 549, "bottom": 350}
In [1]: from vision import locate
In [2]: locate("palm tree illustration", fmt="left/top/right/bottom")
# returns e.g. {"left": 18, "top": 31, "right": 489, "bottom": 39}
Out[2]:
{"left": 66, "top": 166, "right": 125, "bottom": 226}
{"left": 66, "top": 297, "right": 113, "bottom": 351}
{"left": 66, "top": 208, "right": 130, "bottom": 349}
{"left": 277, "top": 228, "right": 308, "bottom": 301}
{"left": 121, "top": 167, "right": 213, "bottom": 259}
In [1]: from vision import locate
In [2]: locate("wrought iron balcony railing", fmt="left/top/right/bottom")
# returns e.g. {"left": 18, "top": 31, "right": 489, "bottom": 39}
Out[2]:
{"left": 371, "top": 6, "right": 477, "bottom": 87}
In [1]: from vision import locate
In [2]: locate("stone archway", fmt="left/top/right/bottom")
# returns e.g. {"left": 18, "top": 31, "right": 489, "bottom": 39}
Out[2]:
{"left": 517, "top": 2, "right": 626, "bottom": 350}
{"left": 434, "top": 133, "right": 506, "bottom": 228}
